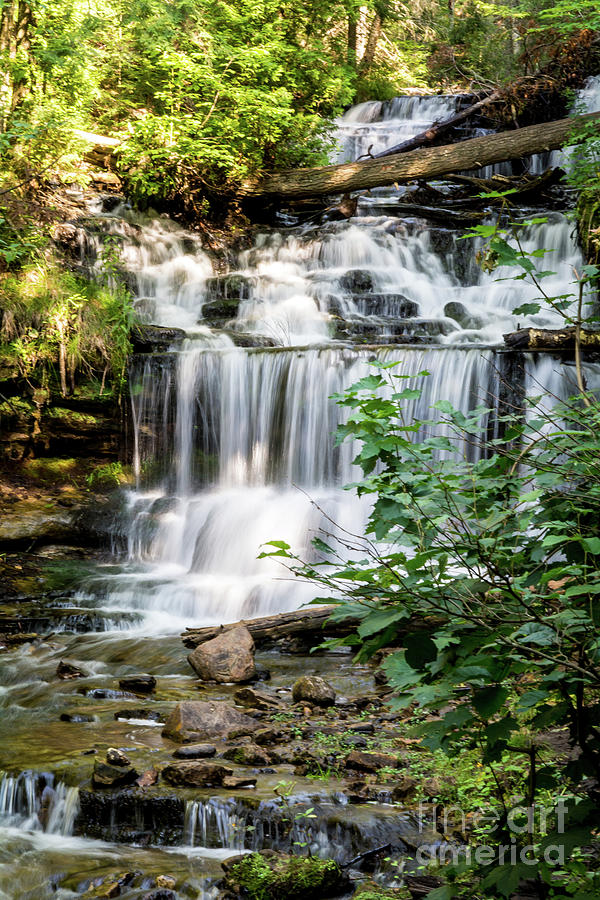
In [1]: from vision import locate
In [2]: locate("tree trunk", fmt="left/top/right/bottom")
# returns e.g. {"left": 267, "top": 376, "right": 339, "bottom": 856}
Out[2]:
{"left": 347, "top": 14, "right": 357, "bottom": 68}
{"left": 371, "top": 90, "right": 500, "bottom": 159}
{"left": 503, "top": 327, "right": 600, "bottom": 351}
{"left": 239, "top": 110, "right": 600, "bottom": 200}
{"left": 358, "top": 12, "right": 382, "bottom": 75}
{"left": 0, "top": 0, "right": 34, "bottom": 127}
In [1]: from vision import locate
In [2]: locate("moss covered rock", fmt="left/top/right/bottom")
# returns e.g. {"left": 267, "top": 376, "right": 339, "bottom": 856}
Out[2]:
{"left": 223, "top": 851, "right": 350, "bottom": 900}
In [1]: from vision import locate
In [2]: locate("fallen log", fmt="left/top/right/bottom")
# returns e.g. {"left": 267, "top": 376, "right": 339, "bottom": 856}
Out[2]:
{"left": 182, "top": 605, "right": 359, "bottom": 649}
{"left": 503, "top": 327, "right": 600, "bottom": 351}
{"left": 240, "top": 111, "right": 600, "bottom": 200}
{"left": 372, "top": 90, "right": 499, "bottom": 159}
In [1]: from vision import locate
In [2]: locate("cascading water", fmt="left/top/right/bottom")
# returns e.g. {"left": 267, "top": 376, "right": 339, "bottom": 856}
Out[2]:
{"left": 69, "top": 78, "right": 600, "bottom": 632}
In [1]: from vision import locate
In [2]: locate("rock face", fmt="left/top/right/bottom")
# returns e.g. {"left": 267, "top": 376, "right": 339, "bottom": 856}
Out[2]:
{"left": 187, "top": 625, "right": 256, "bottom": 683}
{"left": 291, "top": 675, "right": 336, "bottom": 707}
{"left": 161, "top": 761, "right": 233, "bottom": 787}
{"left": 161, "top": 701, "right": 258, "bottom": 743}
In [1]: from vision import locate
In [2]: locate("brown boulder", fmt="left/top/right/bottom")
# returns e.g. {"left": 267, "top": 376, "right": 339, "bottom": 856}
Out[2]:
{"left": 234, "top": 687, "right": 283, "bottom": 710}
{"left": 161, "top": 701, "right": 258, "bottom": 743}
{"left": 292, "top": 675, "right": 336, "bottom": 707}
{"left": 188, "top": 625, "right": 256, "bottom": 683}
{"left": 92, "top": 760, "right": 138, "bottom": 788}
{"left": 222, "top": 743, "right": 271, "bottom": 767}
{"left": 162, "top": 760, "right": 233, "bottom": 787}
{"left": 345, "top": 750, "right": 404, "bottom": 772}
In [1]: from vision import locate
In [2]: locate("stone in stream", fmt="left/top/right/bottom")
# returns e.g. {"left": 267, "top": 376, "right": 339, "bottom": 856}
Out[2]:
{"left": 221, "top": 742, "right": 271, "bottom": 767}
{"left": 92, "top": 759, "right": 139, "bottom": 788}
{"left": 234, "top": 686, "right": 283, "bottom": 710}
{"left": 60, "top": 712, "right": 94, "bottom": 723}
{"left": 339, "top": 268, "right": 374, "bottom": 293}
{"left": 187, "top": 625, "right": 256, "bottom": 683}
{"left": 161, "top": 760, "right": 233, "bottom": 787}
{"left": 106, "top": 747, "right": 131, "bottom": 767}
{"left": 344, "top": 750, "right": 405, "bottom": 772}
{"left": 172, "top": 743, "right": 217, "bottom": 759}
{"left": 143, "top": 891, "right": 177, "bottom": 900}
{"left": 161, "top": 700, "right": 259, "bottom": 743}
{"left": 118, "top": 674, "right": 156, "bottom": 694}
{"left": 223, "top": 775, "right": 258, "bottom": 789}
{"left": 56, "top": 660, "right": 86, "bottom": 679}
{"left": 222, "top": 852, "right": 351, "bottom": 900}
{"left": 292, "top": 675, "right": 336, "bottom": 707}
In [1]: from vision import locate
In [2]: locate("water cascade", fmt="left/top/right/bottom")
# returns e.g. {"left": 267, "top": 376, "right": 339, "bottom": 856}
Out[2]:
{"left": 1, "top": 76, "right": 600, "bottom": 896}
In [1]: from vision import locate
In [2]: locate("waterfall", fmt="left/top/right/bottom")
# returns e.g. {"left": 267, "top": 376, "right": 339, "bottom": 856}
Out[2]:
{"left": 0, "top": 770, "right": 79, "bottom": 836}
{"left": 71, "top": 86, "right": 596, "bottom": 631}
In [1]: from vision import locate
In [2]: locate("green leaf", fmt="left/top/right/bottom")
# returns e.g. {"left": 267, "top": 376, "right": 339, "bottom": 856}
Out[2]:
{"left": 472, "top": 685, "right": 508, "bottom": 719}
{"left": 404, "top": 632, "right": 437, "bottom": 669}
{"left": 512, "top": 302, "right": 541, "bottom": 316}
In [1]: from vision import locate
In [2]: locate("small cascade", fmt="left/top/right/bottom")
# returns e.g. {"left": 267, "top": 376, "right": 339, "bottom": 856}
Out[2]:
{"left": 0, "top": 770, "right": 79, "bottom": 836}
{"left": 182, "top": 795, "right": 427, "bottom": 862}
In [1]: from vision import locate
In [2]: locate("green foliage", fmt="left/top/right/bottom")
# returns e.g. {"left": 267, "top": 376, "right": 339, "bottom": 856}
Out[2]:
{"left": 0, "top": 256, "right": 134, "bottom": 395}
{"left": 226, "top": 852, "right": 345, "bottom": 900}
{"left": 263, "top": 230, "right": 600, "bottom": 894}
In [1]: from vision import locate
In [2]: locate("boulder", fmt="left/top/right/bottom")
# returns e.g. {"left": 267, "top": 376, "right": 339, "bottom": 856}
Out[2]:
{"left": 172, "top": 743, "right": 217, "bottom": 759}
{"left": 130, "top": 324, "right": 186, "bottom": 353}
{"left": 344, "top": 750, "right": 404, "bottom": 772}
{"left": 57, "top": 660, "right": 86, "bottom": 679}
{"left": 187, "top": 625, "right": 256, "bottom": 683}
{"left": 292, "top": 675, "right": 336, "bottom": 707}
{"left": 161, "top": 700, "right": 258, "bottom": 743}
{"left": 92, "top": 759, "right": 138, "bottom": 788}
{"left": 339, "top": 269, "right": 374, "bottom": 294}
{"left": 391, "top": 775, "right": 419, "bottom": 801}
{"left": 223, "top": 775, "right": 258, "bottom": 789}
{"left": 222, "top": 743, "right": 271, "bottom": 767}
{"left": 222, "top": 852, "right": 351, "bottom": 900}
{"left": 161, "top": 761, "right": 233, "bottom": 788}
{"left": 118, "top": 675, "right": 156, "bottom": 694}
{"left": 234, "top": 687, "right": 283, "bottom": 710}
{"left": 106, "top": 748, "right": 131, "bottom": 767}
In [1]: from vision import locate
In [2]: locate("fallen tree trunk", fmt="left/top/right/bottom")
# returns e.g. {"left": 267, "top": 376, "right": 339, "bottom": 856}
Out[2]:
{"left": 240, "top": 111, "right": 600, "bottom": 200}
{"left": 182, "top": 605, "right": 358, "bottom": 649}
{"left": 371, "top": 90, "right": 499, "bottom": 159}
{"left": 503, "top": 326, "right": 600, "bottom": 351}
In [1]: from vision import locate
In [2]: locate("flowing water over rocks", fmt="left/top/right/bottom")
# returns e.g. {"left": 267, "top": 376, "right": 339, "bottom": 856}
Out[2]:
{"left": 2, "top": 80, "right": 600, "bottom": 898}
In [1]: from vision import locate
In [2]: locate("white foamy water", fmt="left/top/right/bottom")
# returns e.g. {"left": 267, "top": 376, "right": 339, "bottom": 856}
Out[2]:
{"left": 70, "top": 86, "right": 597, "bottom": 631}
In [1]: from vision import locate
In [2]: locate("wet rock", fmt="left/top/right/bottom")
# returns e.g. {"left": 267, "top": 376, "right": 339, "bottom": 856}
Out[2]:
{"left": 292, "top": 675, "right": 336, "bottom": 707}
{"left": 352, "top": 293, "right": 419, "bottom": 319}
{"left": 136, "top": 768, "right": 159, "bottom": 787}
{"left": 222, "top": 743, "right": 271, "bottom": 767}
{"left": 223, "top": 851, "right": 351, "bottom": 900}
{"left": 60, "top": 712, "right": 94, "bottom": 723}
{"left": 443, "top": 301, "right": 484, "bottom": 330}
{"left": 142, "top": 891, "right": 176, "bottom": 900}
{"left": 162, "top": 700, "right": 259, "bottom": 743}
{"left": 161, "top": 760, "right": 233, "bottom": 787}
{"left": 345, "top": 750, "right": 404, "bottom": 773}
{"left": 253, "top": 726, "right": 284, "bottom": 746}
{"left": 118, "top": 675, "right": 156, "bottom": 694}
{"left": 78, "top": 789, "right": 185, "bottom": 844}
{"left": 343, "top": 734, "right": 368, "bottom": 749}
{"left": 340, "top": 269, "right": 374, "bottom": 294}
{"left": 92, "top": 759, "right": 139, "bottom": 789}
{"left": 188, "top": 624, "right": 256, "bottom": 683}
{"left": 391, "top": 776, "right": 419, "bottom": 801}
{"left": 172, "top": 743, "right": 216, "bottom": 759}
{"left": 156, "top": 876, "right": 176, "bottom": 890}
{"left": 57, "top": 660, "right": 87, "bottom": 680}
{"left": 0, "top": 502, "right": 76, "bottom": 547}
{"left": 107, "top": 748, "right": 131, "bottom": 767}
{"left": 234, "top": 687, "right": 283, "bottom": 710}
{"left": 205, "top": 273, "right": 254, "bottom": 300}
{"left": 95, "top": 872, "right": 136, "bottom": 897}
{"left": 223, "top": 774, "right": 258, "bottom": 789}
{"left": 131, "top": 324, "right": 186, "bottom": 353}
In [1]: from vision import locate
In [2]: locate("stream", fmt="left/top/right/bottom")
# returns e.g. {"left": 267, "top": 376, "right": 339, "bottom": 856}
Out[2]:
{"left": 1, "top": 81, "right": 600, "bottom": 898}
